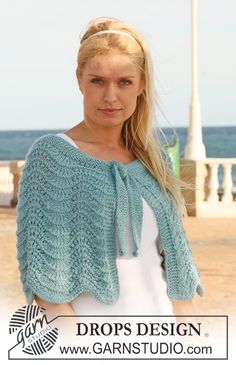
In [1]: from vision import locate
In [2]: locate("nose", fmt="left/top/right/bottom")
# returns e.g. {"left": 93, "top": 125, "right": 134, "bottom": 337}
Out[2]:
{"left": 103, "top": 83, "right": 118, "bottom": 104}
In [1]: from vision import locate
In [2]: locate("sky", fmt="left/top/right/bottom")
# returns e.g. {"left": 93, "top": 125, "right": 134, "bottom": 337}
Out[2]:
{"left": 0, "top": 0, "right": 235, "bottom": 130}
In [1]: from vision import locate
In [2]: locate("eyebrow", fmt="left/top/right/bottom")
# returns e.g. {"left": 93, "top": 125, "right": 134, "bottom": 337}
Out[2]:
{"left": 87, "top": 74, "right": 136, "bottom": 78}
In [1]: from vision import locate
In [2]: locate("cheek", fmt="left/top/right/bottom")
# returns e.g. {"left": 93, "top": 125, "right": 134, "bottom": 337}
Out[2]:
{"left": 125, "top": 90, "right": 140, "bottom": 107}
{"left": 83, "top": 88, "right": 100, "bottom": 104}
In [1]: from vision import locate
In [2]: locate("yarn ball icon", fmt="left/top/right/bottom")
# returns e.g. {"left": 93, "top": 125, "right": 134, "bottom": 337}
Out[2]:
{"left": 9, "top": 305, "right": 58, "bottom": 355}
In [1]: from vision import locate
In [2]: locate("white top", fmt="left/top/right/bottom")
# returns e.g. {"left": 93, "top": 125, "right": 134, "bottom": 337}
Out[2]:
{"left": 56, "top": 133, "right": 174, "bottom": 316}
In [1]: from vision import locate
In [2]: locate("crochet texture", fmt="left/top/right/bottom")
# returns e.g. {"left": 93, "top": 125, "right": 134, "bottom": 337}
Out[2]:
{"left": 16, "top": 134, "right": 204, "bottom": 304}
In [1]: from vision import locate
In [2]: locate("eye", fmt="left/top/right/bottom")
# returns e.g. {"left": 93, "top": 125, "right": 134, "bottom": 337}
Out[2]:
{"left": 119, "top": 79, "right": 132, "bottom": 86}
{"left": 91, "top": 78, "right": 103, "bottom": 84}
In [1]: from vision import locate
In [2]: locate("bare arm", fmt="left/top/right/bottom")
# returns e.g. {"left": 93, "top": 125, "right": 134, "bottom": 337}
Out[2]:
{"left": 172, "top": 300, "right": 194, "bottom": 315}
{"left": 35, "top": 295, "right": 76, "bottom": 321}
{"left": 172, "top": 299, "right": 196, "bottom": 324}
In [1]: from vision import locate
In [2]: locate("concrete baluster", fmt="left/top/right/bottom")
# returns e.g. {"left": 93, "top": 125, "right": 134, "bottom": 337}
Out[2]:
{"left": 207, "top": 162, "right": 219, "bottom": 202}
{"left": 222, "top": 163, "right": 233, "bottom": 202}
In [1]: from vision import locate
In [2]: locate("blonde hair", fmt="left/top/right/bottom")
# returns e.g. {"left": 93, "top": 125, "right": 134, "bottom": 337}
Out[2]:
{"left": 76, "top": 17, "right": 190, "bottom": 217}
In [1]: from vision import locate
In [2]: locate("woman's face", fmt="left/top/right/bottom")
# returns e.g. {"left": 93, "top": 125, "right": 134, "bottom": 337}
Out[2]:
{"left": 77, "top": 48, "right": 143, "bottom": 129}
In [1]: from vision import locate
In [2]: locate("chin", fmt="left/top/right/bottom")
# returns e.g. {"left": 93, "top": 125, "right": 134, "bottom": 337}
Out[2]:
{"left": 95, "top": 118, "right": 124, "bottom": 127}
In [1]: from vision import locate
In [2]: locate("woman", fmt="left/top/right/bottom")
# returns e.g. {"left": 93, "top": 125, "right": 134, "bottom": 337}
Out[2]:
{"left": 16, "top": 17, "right": 203, "bottom": 321}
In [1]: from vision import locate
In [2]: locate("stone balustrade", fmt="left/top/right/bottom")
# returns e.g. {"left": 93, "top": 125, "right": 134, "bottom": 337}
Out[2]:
{"left": 0, "top": 160, "right": 25, "bottom": 207}
{"left": 181, "top": 158, "right": 236, "bottom": 216}
{"left": 0, "top": 159, "right": 236, "bottom": 216}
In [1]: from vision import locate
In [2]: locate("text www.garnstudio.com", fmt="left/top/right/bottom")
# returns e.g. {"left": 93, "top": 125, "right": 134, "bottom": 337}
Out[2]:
{"left": 59, "top": 342, "right": 212, "bottom": 356}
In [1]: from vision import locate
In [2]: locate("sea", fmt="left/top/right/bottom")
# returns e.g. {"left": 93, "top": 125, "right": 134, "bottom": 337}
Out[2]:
{"left": 0, "top": 126, "right": 235, "bottom": 187}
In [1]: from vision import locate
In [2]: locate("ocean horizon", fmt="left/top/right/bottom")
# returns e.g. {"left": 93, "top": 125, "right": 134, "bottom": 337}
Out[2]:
{"left": 0, "top": 126, "right": 235, "bottom": 161}
{"left": 0, "top": 126, "right": 235, "bottom": 190}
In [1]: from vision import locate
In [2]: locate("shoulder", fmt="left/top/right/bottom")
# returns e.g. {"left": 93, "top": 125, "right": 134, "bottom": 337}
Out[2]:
{"left": 24, "top": 134, "right": 69, "bottom": 168}
{"left": 22, "top": 134, "right": 65, "bottom": 177}
{"left": 26, "top": 134, "right": 58, "bottom": 157}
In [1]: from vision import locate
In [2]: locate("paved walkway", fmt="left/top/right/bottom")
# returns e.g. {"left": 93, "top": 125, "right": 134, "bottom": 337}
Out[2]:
{"left": 183, "top": 217, "right": 236, "bottom": 317}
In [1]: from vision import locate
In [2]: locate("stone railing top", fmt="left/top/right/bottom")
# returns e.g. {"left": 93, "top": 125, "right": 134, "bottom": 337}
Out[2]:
{"left": 182, "top": 158, "right": 236, "bottom": 164}
{"left": 202, "top": 158, "right": 236, "bottom": 163}
{"left": 1, "top": 158, "right": 236, "bottom": 167}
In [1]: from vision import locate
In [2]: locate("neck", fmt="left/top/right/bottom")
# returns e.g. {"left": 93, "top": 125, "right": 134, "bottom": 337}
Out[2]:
{"left": 80, "top": 120, "right": 126, "bottom": 149}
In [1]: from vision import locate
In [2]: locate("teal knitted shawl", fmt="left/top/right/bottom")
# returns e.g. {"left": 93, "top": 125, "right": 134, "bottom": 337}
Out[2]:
{"left": 16, "top": 134, "right": 204, "bottom": 305}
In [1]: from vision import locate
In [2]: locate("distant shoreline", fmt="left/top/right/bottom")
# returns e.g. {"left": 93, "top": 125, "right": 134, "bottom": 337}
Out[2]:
{"left": 1, "top": 126, "right": 236, "bottom": 161}
{"left": 0, "top": 125, "right": 235, "bottom": 132}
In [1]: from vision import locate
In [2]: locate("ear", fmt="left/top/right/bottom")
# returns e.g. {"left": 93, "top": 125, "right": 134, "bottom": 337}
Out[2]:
{"left": 137, "top": 78, "right": 144, "bottom": 96}
{"left": 137, "top": 86, "right": 144, "bottom": 96}
{"left": 76, "top": 69, "right": 83, "bottom": 94}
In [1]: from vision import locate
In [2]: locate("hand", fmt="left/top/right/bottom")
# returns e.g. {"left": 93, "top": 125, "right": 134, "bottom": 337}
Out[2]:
{"left": 34, "top": 295, "right": 76, "bottom": 335}
{"left": 35, "top": 295, "right": 76, "bottom": 319}
{"left": 172, "top": 300, "right": 198, "bottom": 325}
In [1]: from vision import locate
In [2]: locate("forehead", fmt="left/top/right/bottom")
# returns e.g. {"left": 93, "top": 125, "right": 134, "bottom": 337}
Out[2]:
{"left": 83, "top": 50, "right": 140, "bottom": 78}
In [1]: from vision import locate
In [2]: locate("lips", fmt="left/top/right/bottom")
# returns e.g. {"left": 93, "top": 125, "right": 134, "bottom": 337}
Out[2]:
{"left": 99, "top": 108, "right": 122, "bottom": 115}
{"left": 99, "top": 108, "right": 122, "bottom": 112}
